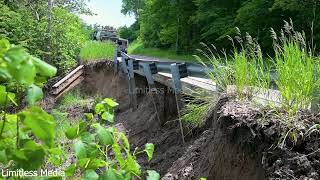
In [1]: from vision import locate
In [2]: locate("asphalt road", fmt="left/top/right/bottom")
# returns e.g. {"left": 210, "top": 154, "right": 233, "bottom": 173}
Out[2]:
{"left": 129, "top": 54, "right": 184, "bottom": 63}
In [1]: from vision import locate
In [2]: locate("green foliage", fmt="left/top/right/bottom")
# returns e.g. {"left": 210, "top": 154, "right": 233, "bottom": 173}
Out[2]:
{"left": 196, "top": 22, "right": 320, "bottom": 116}
{"left": 64, "top": 98, "right": 158, "bottom": 179}
{"left": 196, "top": 31, "right": 271, "bottom": 99}
{"left": 147, "top": 170, "right": 160, "bottom": 180}
{"left": 181, "top": 90, "right": 214, "bottom": 131}
{"left": 272, "top": 23, "right": 320, "bottom": 115}
{"left": 79, "top": 41, "right": 116, "bottom": 62}
{"left": 118, "top": 21, "right": 140, "bottom": 42}
{"left": 56, "top": 89, "right": 90, "bottom": 111}
{"left": 0, "top": 1, "right": 91, "bottom": 73}
{"left": 50, "top": 7, "right": 88, "bottom": 72}
{"left": 122, "top": 0, "right": 320, "bottom": 57}
{"left": 95, "top": 98, "right": 119, "bottom": 122}
{"left": 0, "top": 39, "right": 59, "bottom": 171}
{"left": 121, "top": 0, "right": 145, "bottom": 17}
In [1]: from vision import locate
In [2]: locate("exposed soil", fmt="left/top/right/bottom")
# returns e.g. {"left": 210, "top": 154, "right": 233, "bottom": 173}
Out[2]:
{"left": 52, "top": 61, "right": 320, "bottom": 180}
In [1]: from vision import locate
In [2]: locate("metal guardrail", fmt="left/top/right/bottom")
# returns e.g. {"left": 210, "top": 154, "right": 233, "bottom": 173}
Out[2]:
{"left": 119, "top": 52, "right": 212, "bottom": 78}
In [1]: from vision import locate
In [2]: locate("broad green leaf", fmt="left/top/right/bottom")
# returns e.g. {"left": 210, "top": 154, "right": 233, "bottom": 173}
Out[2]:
{"left": 65, "top": 126, "right": 78, "bottom": 140}
{"left": 0, "top": 39, "right": 10, "bottom": 56}
{"left": 4, "top": 47, "right": 27, "bottom": 65}
{"left": 26, "top": 84, "right": 43, "bottom": 105}
{"left": 146, "top": 170, "right": 160, "bottom": 180}
{"left": 0, "top": 85, "right": 16, "bottom": 106}
{"left": 32, "top": 57, "right": 57, "bottom": 77}
{"left": 100, "top": 169, "right": 125, "bottom": 180}
{"left": 144, "top": 143, "right": 155, "bottom": 161}
{"left": 74, "top": 141, "right": 87, "bottom": 159}
{"left": 95, "top": 103, "right": 104, "bottom": 115}
{"left": 65, "top": 121, "right": 87, "bottom": 140}
{"left": 119, "top": 132, "right": 130, "bottom": 150}
{"left": 84, "top": 113, "right": 94, "bottom": 121}
{"left": 125, "top": 154, "right": 141, "bottom": 177}
{"left": 101, "top": 111, "right": 114, "bottom": 122}
{"left": 84, "top": 169, "right": 99, "bottom": 180}
{"left": 0, "top": 68, "right": 12, "bottom": 81}
{"left": 80, "top": 132, "right": 95, "bottom": 144}
{"left": 0, "top": 85, "right": 7, "bottom": 106}
{"left": 65, "top": 164, "right": 77, "bottom": 177}
{"left": 5, "top": 48, "right": 36, "bottom": 85}
{"left": 112, "top": 143, "right": 125, "bottom": 168}
{"left": 86, "top": 143, "right": 99, "bottom": 158}
{"left": 96, "top": 124, "right": 114, "bottom": 145}
{"left": 85, "top": 158, "right": 106, "bottom": 170}
{"left": 77, "top": 158, "right": 90, "bottom": 169}
{"left": 103, "top": 98, "right": 119, "bottom": 108}
{"left": 19, "top": 107, "right": 55, "bottom": 147}
{"left": 13, "top": 140, "right": 45, "bottom": 170}
{"left": 48, "top": 148, "right": 65, "bottom": 166}
{"left": 0, "top": 150, "right": 7, "bottom": 164}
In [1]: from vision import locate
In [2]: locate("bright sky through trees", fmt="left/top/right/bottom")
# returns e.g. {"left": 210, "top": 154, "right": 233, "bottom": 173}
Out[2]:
{"left": 80, "top": 0, "right": 135, "bottom": 28}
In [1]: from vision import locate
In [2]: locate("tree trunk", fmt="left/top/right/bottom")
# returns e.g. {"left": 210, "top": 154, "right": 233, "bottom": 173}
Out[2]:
{"left": 46, "top": 0, "right": 53, "bottom": 62}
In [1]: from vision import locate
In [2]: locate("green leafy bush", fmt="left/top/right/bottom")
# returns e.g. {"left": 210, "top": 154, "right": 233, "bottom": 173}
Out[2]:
{"left": 0, "top": 3, "right": 90, "bottom": 74}
{"left": 65, "top": 98, "right": 160, "bottom": 179}
{"left": 0, "top": 39, "right": 58, "bottom": 170}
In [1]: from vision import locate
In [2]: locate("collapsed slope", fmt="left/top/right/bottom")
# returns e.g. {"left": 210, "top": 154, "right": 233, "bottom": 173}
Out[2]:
{"left": 63, "top": 61, "right": 320, "bottom": 180}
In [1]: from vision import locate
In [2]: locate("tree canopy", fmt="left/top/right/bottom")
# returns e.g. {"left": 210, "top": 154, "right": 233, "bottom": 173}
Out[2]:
{"left": 0, "top": 0, "right": 93, "bottom": 73}
{"left": 121, "top": 0, "right": 320, "bottom": 54}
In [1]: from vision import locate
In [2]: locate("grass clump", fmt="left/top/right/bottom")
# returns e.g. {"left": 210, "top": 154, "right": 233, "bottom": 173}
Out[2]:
{"left": 195, "top": 30, "right": 271, "bottom": 99}
{"left": 128, "top": 40, "right": 196, "bottom": 62}
{"left": 80, "top": 41, "right": 116, "bottom": 62}
{"left": 56, "top": 89, "right": 91, "bottom": 111}
{"left": 272, "top": 21, "right": 320, "bottom": 115}
{"left": 194, "top": 21, "right": 320, "bottom": 116}
{"left": 181, "top": 91, "right": 215, "bottom": 132}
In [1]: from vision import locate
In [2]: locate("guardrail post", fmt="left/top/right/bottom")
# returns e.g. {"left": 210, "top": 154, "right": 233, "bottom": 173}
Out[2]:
{"left": 114, "top": 47, "right": 119, "bottom": 74}
{"left": 121, "top": 57, "right": 129, "bottom": 74}
{"left": 120, "top": 56, "right": 137, "bottom": 110}
{"left": 142, "top": 63, "right": 161, "bottom": 124}
{"left": 128, "top": 59, "right": 138, "bottom": 110}
{"left": 170, "top": 63, "right": 188, "bottom": 144}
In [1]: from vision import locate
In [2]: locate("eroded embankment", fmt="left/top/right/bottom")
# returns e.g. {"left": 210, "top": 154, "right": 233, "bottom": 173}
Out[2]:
{"left": 69, "top": 61, "right": 320, "bottom": 180}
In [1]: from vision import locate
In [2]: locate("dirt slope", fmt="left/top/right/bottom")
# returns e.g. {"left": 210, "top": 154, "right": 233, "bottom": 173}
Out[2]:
{"left": 77, "top": 61, "right": 320, "bottom": 180}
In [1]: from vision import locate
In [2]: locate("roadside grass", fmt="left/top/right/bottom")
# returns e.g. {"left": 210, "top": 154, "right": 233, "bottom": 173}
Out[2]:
{"left": 128, "top": 40, "right": 197, "bottom": 62}
{"left": 51, "top": 89, "right": 104, "bottom": 143}
{"left": 193, "top": 22, "right": 320, "bottom": 118}
{"left": 51, "top": 90, "right": 88, "bottom": 139}
{"left": 272, "top": 26, "right": 320, "bottom": 116}
{"left": 80, "top": 41, "right": 116, "bottom": 62}
{"left": 56, "top": 89, "right": 90, "bottom": 111}
{"left": 181, "top": 90, "right": 215, "bottom": 132}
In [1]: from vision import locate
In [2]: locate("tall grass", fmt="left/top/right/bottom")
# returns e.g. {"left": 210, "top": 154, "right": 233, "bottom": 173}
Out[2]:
{"left": 195, "top": 31, "right": 271, "bottom": 99}
{"left": 79, "top": 41, "right": 116, "bottom": 62}
{"left": 194, "top": 21, "right": 320, "bottom": 116}
{"left": 181, "top": 90, "right": 214, "bottom": 131}
{"left": 271, "top": 21, "right": 320, "bottom": 115}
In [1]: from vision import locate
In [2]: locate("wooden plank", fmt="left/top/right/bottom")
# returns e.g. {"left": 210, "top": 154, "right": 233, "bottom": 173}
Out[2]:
{"left": 53, "top": 65, "right": 84, "bottom": 88}
{"left": 55, "top": 76, "right": 84, "bottom": 99}
{"left": 51, "top": 69, "right": 83, "bottom": 95}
